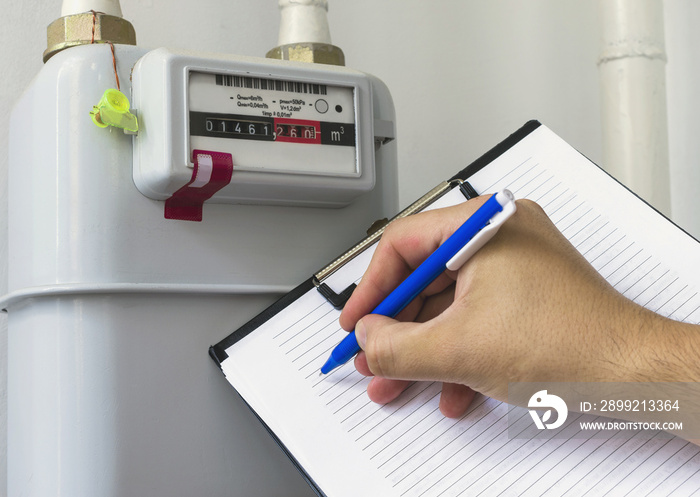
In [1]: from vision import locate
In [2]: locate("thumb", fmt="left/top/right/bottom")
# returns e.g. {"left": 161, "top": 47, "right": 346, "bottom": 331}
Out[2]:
{"left": 355, "top": 314, "right": 443, "bottom": 381}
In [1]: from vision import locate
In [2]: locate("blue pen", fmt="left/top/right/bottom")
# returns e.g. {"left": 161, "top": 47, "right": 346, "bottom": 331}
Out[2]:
{"left": 320, "top": 189, "right": 517, "bottom": 375}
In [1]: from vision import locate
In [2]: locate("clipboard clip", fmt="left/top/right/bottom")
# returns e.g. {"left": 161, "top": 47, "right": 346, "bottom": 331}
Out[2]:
{"left": 315, "top": 281, "right": 356, "bottom": 310}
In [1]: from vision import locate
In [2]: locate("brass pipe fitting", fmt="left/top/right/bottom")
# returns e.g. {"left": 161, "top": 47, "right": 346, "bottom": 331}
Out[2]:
{"left": 266, "top": 42, "right": 345, "bottom": 66}
{"left": 43, "top": 11, "right": 136, "bottom": 63}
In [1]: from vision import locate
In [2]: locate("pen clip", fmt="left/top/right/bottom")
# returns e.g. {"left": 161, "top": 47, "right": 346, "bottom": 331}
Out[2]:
{"left": 445, "top": 192, "right": 517, "bottom": 271}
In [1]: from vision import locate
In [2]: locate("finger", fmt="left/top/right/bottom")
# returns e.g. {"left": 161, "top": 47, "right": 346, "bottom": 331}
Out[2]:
{"left": 354, "top": 351, "right": 372, "bottom": 376}
{"left": 366, "top": 376, "right": 414, "bottom": 405}
{"left": 356, "top": 340, "right": 416, "bottom": 405}
{"left": 355, "top": 274, "right": 453, "bottom": 327}
{"left": 439, "top": 383, "right": 477, "bottom": 418}
{"left": 339, "top": 198, "right": 488, "bottom": 331}
{"left": 358, "top": 314, "right": 462, "bottom": 382}
{"left": 414, "top": 285, "right": 456, "bottom": 323}
{"left": 349, "top": 273, "right": 456, "bottom": 380}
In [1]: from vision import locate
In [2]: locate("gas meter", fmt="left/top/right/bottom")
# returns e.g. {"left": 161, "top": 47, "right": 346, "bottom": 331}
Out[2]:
{"left": 6, "top": 2, "right": 401, "bottom": 495}
{"left": 132, "top": 48, "right": 393, "bottom": 208}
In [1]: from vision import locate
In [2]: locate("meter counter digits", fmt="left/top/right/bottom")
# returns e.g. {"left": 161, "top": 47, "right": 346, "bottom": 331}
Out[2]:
{"left": 131, "top": 49, "right": 391, "bottom": 209}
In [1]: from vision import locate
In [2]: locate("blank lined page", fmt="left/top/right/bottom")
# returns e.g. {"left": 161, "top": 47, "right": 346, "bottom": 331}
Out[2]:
{"left": 218, "top": 125, "right": 700, "bottom": 496}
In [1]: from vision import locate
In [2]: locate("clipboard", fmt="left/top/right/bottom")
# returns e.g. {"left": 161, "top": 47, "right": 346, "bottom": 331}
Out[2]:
{"left": 209, "top": 120, "right": 700, "bottom": 496}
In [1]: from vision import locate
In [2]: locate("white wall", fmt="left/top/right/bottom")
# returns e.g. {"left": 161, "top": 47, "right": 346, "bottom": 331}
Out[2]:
{"left": 1, "top": 0, "right": 698, "bottom": 493}
{"left": 330, "top": 0, "right": 602, "bottom": 206}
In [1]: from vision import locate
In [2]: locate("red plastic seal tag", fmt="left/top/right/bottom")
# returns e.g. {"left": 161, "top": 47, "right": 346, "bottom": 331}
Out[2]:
{"left": 164, "top": 150, "right": 233, "bottom": 222}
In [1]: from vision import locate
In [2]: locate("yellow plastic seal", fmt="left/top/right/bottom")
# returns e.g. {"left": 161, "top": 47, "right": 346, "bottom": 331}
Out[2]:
{"left": 90, "top": 89, "right": 138, "bottom": 133}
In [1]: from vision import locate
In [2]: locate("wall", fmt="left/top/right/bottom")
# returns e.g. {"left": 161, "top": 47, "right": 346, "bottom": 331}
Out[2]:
{"left": 1, "top": 0, "right": 698, "bottom": 493}
{"left": 330, "top": 1, "right": 602, "bottom": 206}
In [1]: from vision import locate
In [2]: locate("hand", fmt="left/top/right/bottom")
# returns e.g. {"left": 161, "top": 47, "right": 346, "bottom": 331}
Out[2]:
{"left": 339, "top": 195, "right": 666, "bottom": 418}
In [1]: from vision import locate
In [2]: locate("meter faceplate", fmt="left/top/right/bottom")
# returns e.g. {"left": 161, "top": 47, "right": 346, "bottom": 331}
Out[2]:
{"left": 132, "top": 48, "right": 377, "bottom": 207}
{"left": 189, "top": 71, "right": 357, "bottom": 177}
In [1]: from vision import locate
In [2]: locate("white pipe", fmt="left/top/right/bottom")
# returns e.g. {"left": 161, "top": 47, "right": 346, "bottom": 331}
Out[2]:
{"left": 61, "top": 0, "right": 122, "bottom": 17}
{"left": 598, "top": 0, "right": 671, "bottom": 215}
{"left": 277, "top": 0, "right": 332, "bottom": 45}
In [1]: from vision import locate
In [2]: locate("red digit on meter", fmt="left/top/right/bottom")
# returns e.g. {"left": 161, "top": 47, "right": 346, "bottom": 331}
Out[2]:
{"left": 274, "top": 118, "right": 321, "bottom": 144}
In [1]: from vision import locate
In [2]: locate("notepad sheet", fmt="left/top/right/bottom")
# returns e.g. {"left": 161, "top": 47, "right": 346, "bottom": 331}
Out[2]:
{"left": 220, "top": 125, "right": 700, "bottom": 496}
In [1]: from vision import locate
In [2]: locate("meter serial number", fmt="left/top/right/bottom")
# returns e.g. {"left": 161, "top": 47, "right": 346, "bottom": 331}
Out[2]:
{"left": 580, "top": 400, "right": 680, "bottom": 412}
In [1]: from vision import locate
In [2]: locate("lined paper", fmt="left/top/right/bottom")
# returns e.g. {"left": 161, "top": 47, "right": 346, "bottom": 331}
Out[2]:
{"left": 218, "top": 125, "right": 700, "bottom": 496}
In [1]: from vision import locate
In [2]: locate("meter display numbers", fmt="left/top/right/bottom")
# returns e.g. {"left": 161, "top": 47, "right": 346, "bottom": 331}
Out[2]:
{"left": 205, "top": 117, "right": 274, "bottom": 140}
{"left": 190, "top": 111, "right": 354, "bottom": 147}
{"left": 274, "top": 119, "right": 321, "bottom": 144}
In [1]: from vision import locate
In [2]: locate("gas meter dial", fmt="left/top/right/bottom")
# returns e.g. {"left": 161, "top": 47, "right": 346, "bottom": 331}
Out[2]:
{"left": 131, "top": 48, "right": 389, "bottom": 208}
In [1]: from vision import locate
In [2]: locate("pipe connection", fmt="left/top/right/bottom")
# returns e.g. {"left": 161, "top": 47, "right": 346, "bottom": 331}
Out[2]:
{"left": 44, "top": 8, "right": 136, "bottom": 63}
{"left": 266, "top": 0, "right": 345, "bottom": 66}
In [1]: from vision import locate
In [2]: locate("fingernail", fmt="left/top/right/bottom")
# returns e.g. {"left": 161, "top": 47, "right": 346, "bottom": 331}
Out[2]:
{"left": 355, "top": 320, "right": 367, "bottom": 349}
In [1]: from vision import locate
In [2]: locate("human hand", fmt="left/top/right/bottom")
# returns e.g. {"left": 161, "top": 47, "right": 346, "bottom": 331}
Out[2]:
{"left": 339, "top": 195, "right": 655, "bottom": 418}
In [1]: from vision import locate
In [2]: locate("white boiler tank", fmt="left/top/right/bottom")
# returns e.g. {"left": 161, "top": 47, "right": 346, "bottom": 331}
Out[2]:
{"left": 3, "top": 41, "right": 398, "bottom": 496}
